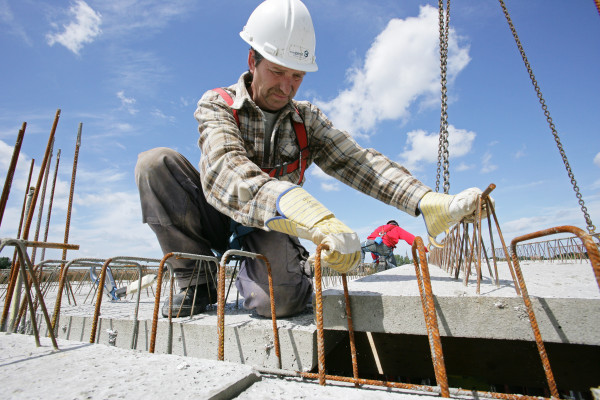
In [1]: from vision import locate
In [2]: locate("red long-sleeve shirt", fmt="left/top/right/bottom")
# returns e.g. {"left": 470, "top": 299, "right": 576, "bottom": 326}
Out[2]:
{"left": 367, "top": 224, "right": 416, "bottom": 249}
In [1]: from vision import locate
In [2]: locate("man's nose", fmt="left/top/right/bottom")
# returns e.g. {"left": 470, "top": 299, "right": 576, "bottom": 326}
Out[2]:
{"left": 278, "top": 76, "right": 294, "bottom": 95}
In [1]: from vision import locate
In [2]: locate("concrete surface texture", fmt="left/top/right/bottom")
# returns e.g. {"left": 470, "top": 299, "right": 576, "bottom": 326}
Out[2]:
{"left": 0, "top": 332, "right": 474, "bottom": 400}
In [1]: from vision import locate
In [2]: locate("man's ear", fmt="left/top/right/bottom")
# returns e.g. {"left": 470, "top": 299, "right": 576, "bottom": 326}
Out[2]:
{"left": 248, "top": 49, "right": 256, "bottom": 74}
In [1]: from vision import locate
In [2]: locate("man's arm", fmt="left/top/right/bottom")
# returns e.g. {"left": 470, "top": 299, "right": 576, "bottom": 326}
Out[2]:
{"left": 296, "top": 101, "right": 431, "bottom": 216}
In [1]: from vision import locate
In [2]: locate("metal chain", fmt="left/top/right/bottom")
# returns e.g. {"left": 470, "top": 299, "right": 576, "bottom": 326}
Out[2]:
{"left": 436, "top": 0, "right": 451, "bottom": 194}
{"left": 498, "top": 0, "right": 596, "bottom": 235}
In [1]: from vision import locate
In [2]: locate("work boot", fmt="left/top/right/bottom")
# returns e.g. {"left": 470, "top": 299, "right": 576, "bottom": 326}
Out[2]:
{"left": 162, "top": 283, "right": 217, "bottom": 318}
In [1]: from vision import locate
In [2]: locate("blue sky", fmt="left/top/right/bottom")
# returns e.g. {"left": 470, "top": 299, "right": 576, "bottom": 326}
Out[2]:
{"left": 1, "top": 0, "right": 599, "bottom": 262}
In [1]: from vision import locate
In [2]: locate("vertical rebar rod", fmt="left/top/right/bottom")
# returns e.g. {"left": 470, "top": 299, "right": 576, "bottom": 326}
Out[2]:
{"left": 59, "top": 123, "right": 81, "bottom": 306}
{"left": 341, "top": 273, "right": 359, "bottom": 387}
{"left": 21, "top": 109, "right": 60, "bottom": 243}
{"left": 31, "top": 138, "right": 54, "bottom": 265}
{"left": 0, "top": 122, "right": 26, "bottom": 228}
{"left": 412, "top": 237, "right": 450, "bottom": 397}
{"left": 314, "top": 243, "right": 327, "bottom": 386}
{"left": 41, "top": 149, "right": 61, "bottom": 261}
{"left": 61, "top": 123, "right": 82, "bottom": 264}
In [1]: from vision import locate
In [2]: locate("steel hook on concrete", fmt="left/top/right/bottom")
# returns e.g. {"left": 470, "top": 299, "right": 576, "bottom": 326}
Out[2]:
{"left": 217, "top": 249, "right": 281, "bottom": 370}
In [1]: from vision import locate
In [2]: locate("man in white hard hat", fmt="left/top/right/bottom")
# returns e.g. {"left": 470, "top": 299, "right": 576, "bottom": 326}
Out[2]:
{"left": 135, "top": 0, "right": 489, "bottom": 318}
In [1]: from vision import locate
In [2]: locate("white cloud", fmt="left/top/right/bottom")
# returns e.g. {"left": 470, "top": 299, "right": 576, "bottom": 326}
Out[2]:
{"left": 399, "top": 125, "right": 476, "bottom": 171}
{"left": 46, "top": 0, "right": 102, "bottom": 55}
{"left": 152, "top": 108, "right": 176, "bottom": 123}
{"left": 117, "top": 91, "right": 137, "bottom": 115}
{"left": 315, "top": 5, "right": 470, "bottom": 138}
{"left": 98, "top": 0, "right": 196, "bottom": 36}
{"left": 514, "top": 144, "right": 526, "bottom": 159}
{"left": 0, "top": 0, "right": 32, "bottom": 45}
{"left": 481, "top": 151, "right": 497, "bottom": 173}
{"left": 321, "top": 182, "right": 341, "bottom": 192}
{"left": 308, "top": 166, "right": 341, "bottom": 192}
{"left": 455, "top": 162, "right": 473, "bottom": 172}
{"left": 594, "top": 152, "right": 600, "bottom": 167}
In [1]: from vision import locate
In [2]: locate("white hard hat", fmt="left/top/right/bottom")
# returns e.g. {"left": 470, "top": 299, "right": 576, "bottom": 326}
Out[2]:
{"left": 240, "top": 0, "right": 318, "bottom": 72}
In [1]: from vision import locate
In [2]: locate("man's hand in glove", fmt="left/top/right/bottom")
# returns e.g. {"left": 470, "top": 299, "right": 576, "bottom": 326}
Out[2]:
{"left": 418, "top": 187, "right": 494, "bottom": 248}
{"left": 266, "top": 187, "right": 360, "bottom": 273}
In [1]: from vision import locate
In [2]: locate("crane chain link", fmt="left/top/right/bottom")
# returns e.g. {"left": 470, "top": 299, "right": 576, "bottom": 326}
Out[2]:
{"left": 436, "top": 0, "right": 451, "bottom": 194}
{"left": 498, "top": 0, "right": 596, "bottom": 235}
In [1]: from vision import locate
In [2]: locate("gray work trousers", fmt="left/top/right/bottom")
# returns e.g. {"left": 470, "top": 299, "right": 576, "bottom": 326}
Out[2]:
{"left": 360, "top": 239, "right": 397, "bottom": 269}
{"left": 134, "top": 147, "right": 313, "bottom": 317}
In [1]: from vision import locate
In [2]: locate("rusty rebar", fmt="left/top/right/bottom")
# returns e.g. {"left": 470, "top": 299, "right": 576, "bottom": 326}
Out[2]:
{"left": 22, "top": 109, "right": 60, "bottom": 243}
{"left": 0, "top": 122, "right": 26, "bottom": 228}
{"left": 31, "top": 138, "right": 54, "bottom": 266}
{"left": 292, "top": 371, "right": 551, "bottom": 400}
{"left": 512, "top": 226, "right": 599, "bottom": 292}
{"left": 507, "top": 228, "right": 584, "bottom": 398}
{"left": 61, "top": 122, "right": 81, "bottom": 266}
{"left": 216, "top": 250, "right": 280, "bottom": 369}
{"left": 217, "top": 255, "right": 226, "bottom": 361}
{"left": 41, "top": 149, "right": 61, "bottom": 261}
{"left": 89, "top": 258, "right": 112, "bottom": 343}
{"left": 341, "top": 273, "right": 359, "bottom": 387}
{"left": 487, "top": 196, "right": 520, "bottom": 295}
{"left": 314, "top": 243, "right": 327, "bottom": 385}
{"left": 412, "top": 237, "right": 449, "bottom": 397}
{"left": 149, "top": 253, "right": 173, "bottom": 353}
{"left": 51, "top": 258, "right": 103, "bottom": 334}
{"left": 263, "top": 253, "right": 281, "bottom": 369}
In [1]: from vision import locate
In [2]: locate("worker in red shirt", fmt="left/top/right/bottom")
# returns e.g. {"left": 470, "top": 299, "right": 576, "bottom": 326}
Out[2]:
{"left": 360, "top": 220, "right": 417, "bottom": 269}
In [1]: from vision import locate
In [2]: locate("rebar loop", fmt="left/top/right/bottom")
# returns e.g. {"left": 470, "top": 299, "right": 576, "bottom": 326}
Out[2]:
{"left": 217, "top": 249, "right": 281, "bottom": 370}
{"left": 148, "top": 252, "right": 211, "bottom": 353}
{"left": 506, "top": 228, "right": 598, "bottom": 399}
{"left": 89, "top": 256, "right": 167, "bottom": 346}
{"left": 411, "top": 237, "right": 450, "bottom": 397}
{"left": 0, "top": 238, "right": 58, "bottom": 349}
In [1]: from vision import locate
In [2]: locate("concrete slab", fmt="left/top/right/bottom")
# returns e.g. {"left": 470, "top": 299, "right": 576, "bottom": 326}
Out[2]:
{"left": 321, "top": 261, "right": 600, "bottom": 345}
{"left": 20, "top": 285, "right": 344, "bottom": 372}
{"left": 0, "top": 332, "right": 260, "bottom": 400}
{"left": 0, "top": 332, "right": 476, "bottom": 400}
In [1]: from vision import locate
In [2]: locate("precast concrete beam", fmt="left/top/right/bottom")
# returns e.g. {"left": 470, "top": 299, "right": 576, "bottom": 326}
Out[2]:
{"left": 321, "top": 261, "right": 600, "bottom": 345}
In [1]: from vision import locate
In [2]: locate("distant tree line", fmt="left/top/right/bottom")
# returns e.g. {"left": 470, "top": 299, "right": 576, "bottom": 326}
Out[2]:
{"left": 0, "top": 257, "right": 11, "bottom": 269}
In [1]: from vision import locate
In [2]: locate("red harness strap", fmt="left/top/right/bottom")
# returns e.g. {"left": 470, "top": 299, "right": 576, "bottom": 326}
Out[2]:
{"left": 212, "top": 87, "right": 308, "bottom": 185}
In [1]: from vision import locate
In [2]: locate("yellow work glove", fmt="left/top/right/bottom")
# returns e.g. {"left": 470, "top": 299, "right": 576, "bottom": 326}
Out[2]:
{"left": 266, "top": 187, "right": 360, "bottom": 273}
{"left": 418, "top": 187, "right": 494, "bottom": 248}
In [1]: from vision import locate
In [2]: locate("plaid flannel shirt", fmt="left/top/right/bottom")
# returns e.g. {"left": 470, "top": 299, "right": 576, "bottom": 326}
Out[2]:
{"left": 194, "top": 72, "right": 431, "bottom": 229}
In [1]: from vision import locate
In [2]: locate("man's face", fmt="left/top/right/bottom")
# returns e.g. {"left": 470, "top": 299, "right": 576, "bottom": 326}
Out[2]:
{"left": 248, "top": 51, "right": 305, "bottom": 112}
